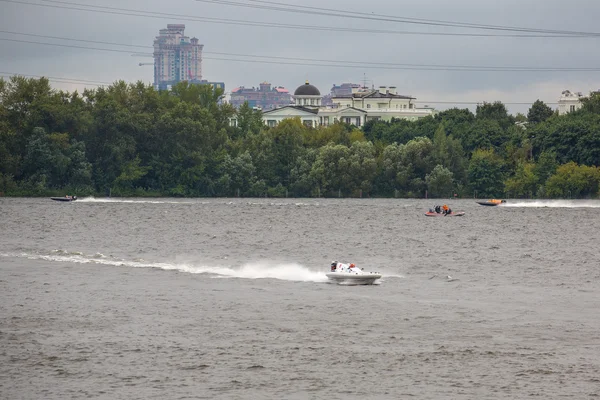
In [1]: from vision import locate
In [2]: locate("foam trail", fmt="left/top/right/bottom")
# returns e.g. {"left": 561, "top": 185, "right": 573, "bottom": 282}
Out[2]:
{"left": 503, "top": 200, "right": 600, "bottom": 208}
{"left": 77, "top": 196, "right": 198, "bottom": 205}
{"left": 0, "top": 251, "right": 329, "bottom": 283}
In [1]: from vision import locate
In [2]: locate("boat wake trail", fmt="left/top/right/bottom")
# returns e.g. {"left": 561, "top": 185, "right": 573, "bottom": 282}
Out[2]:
{"left": 77, "top": 196, "right": 198, "bottom": 204}
{"left": 0, "top": 251, "right": 329, "bottom": 283}
{"left": 504, "top": 200, "right": 600, "bottom": 208}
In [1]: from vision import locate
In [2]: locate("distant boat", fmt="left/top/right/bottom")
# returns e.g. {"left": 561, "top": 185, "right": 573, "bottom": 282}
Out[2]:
{"left": 50, "top": 196, "right": 77, "bottom": 202}
{"left": 476, "top": 199, "right": 506, "bottom": 206}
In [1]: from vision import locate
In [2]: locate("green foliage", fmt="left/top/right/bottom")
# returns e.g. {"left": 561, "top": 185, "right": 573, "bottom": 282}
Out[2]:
{"left": 580, "top": 91, "right": 600, "bottom": 114}
{"left": 533, "top": 151, "right": 558, "bottom": 186}
{"left": 426, "top": 164, "right": 454, "bottom": 198}
{"left": 504, "top": 162, "right": 537, "bottom": 198}
{"left": 1, "top": 75, "right": 598, "bottom": 198}
{"left": 545, "top": 162, "right": 600, "bottom": 198}
{"left": 527, "top": 100, "right": 554, "bottom": 124}
{"left": 468, "top": 149, "right": 506, "bottom": 198}
{"left": 114, "top": 156, "right": 150, "bottom": 189}
{"left": 531, "top": 112, "right": 600, "bottom": 167}
{"left": 476, "top": 101, "right": 515, "bottom": 130}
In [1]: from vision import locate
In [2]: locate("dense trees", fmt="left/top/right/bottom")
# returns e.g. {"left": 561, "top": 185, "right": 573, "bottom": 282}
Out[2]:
{"left": 0, "top": 76, "right": 598, "bottom": 198}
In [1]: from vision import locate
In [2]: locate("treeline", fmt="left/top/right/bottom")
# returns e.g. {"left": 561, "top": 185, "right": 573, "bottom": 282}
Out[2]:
{"left": 1, "top": 75, "right": 599, "bottom": 198}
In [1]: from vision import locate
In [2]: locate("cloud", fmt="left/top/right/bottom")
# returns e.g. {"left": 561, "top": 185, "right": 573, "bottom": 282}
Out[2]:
{"left": 1, "top": 0, "right": 598, "bottom": 114}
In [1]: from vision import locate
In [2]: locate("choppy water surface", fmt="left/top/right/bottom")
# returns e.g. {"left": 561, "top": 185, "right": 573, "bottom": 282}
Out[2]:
{"left": 1, "top": 197, "right": 600, "bottom": 399}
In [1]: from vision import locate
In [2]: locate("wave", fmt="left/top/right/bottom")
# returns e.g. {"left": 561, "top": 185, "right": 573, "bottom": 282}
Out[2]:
{"left": 503, "top": 200, "right": 600, "bottom": 208}
{"left": 0, "top": 251, "right": 330, "bottom": 283}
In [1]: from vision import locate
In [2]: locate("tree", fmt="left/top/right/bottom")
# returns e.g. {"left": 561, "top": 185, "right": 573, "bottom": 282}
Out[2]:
{"left": 533, "top": 151, "right": 558, "bottom": 186}
{"left": 310, "top": 143, "right": 353, "bottom": 196}
{"left": 113, "top": 156, "right": 150, "bottom": 191}
{"left": 235, "top": 102, "right": 263, "bottom": 138}
{"left": 468, "top": 149, "right": 505, "bottom": 197}
{"left": 527, "top": 100, "right": 555, "bottom": 124}
{"left": 426, "top": 165, "right": 454, "bottom": 198}
{"left": 346, "top": 141, "right": 377, "bottom": 195}
{"left": 504, "top": 162, "right": 537, "bottom": 198}
{"left": 431, "top": 123, "right": 467, "bottom": 186}
{"left": 580, "top": 91, "right": 600, "bottom": 114}
{"left": 545, "top": 162, "right": 600, "bottom": 198}
{"left": 215, "top": 151, "right": 257, "bottom": 196}
{"left": 476, "top": 101, "right": 514, "bottom": 130}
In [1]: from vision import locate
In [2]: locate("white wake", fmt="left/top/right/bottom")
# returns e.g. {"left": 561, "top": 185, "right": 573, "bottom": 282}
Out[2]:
{"left": 77, "top": 196, "right": 199, "bottom": 204}
{"left": 1, "top": 251, "right": 329, "bottom": 283}
{"left": 503, "top": 200, "right": 600, "bottom": 208}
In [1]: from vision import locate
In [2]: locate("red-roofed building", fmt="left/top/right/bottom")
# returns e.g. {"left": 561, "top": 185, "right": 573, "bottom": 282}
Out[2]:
{"left": 229, "top": 82, "right": 292, "bottom": 110}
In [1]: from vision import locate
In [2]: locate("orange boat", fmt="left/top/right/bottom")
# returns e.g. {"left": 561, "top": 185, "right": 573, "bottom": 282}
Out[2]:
{"left": 476, "top": 199, "right": 506, "bottom": 206}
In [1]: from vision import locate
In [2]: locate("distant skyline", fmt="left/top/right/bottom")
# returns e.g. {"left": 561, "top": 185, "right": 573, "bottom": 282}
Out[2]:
{"left": 1, "top": 0, "right": 599, "bottom": 114}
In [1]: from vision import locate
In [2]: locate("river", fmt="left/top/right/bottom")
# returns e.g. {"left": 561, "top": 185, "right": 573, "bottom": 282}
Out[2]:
{"left": 1, "top": 197, "right": 599, "bottom": 399}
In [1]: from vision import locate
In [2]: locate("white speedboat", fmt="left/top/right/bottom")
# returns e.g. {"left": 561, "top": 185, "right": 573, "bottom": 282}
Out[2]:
{"left": 326, "top": 261, "right": 382, "bottom": 285}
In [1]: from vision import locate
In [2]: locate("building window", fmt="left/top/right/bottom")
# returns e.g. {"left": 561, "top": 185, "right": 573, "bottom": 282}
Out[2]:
{"left": 367, "top": 104, "right": 371, "bottom": 109}
{"left": 570, "top": 105, "right": 576, "bottom": 112}
{"left": 324, "top": 116, "right": 329, "bottom": 124}
{"left": 356, "top": 117, "right": 361, "bottom": 127}
{"left": 267, "top": 120, "right": 277, "bottom": 127}
{"left": 303, "top": 120, "right": 313, "bottom": 128}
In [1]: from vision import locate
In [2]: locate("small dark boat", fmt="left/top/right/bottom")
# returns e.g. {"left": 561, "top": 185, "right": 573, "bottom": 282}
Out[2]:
{"left": 476, "top": 199, "right": 506, "bottom": 206}
{"left": 424, "top": 211, "right": 465, "bottom": 217}
{"left": 50, "top": 196, "right": 77, "bottom": 202}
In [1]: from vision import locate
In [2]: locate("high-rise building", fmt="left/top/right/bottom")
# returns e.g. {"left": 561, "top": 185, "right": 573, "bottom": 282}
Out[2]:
{"left": 153, "top": 24, "right": 203, "bottom": 90}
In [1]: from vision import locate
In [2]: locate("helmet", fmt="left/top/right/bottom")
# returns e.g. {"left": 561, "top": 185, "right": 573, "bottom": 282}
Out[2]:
{"left": 350, "top": 263, "right": 355, "bottom": 268}
{"left": 331, "top": 261, "right": 337, "bottom": 266}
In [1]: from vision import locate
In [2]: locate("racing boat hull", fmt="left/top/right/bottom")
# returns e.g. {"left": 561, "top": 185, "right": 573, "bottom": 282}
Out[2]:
{"left": 476, "top": 199, "right": 505, "bottom": 206}
{"left": 424, "top": 211, "right": 465, "bottom": 217}
{"left": 326, "top": 272, "right": 382, "bottom": 285}
{"left": 50, "top": 197, "right": 76, "bottom": 202}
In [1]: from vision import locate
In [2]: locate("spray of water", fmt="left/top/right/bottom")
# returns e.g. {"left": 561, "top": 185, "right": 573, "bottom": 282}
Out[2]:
{"left": 1, "top": 251, "right": 330, "bottom": 283}
{"left": 503, "top": 200, "right": 600, "bottom": 208}
{"left": 77, "top": 197, "right": 198, "bottom": 204}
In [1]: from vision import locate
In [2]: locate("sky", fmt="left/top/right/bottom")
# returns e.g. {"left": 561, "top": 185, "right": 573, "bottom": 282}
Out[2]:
{"left": 1, "top": 0, "right": 599, "bottom": 114}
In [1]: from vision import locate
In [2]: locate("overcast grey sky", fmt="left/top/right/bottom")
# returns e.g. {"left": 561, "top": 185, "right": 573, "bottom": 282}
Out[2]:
{"left": 1, "top": 0, "right": 599, "bottom": 114}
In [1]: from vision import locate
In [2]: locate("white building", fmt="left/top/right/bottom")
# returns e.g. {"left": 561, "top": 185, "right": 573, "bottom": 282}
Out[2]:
{"left": 231, "top": 81, "right": 436, "bottom": 128}
{"left": 258, "top": 81, "right": 322, "bottom": 128}
{"left": 262, "top": 106, "right": 320, "bottom": 128}
{"left": 558, "top": 90, "right": 584, "bottom": 115}
{"left": 252, "top": 81, "right": 435, "bottom": 128}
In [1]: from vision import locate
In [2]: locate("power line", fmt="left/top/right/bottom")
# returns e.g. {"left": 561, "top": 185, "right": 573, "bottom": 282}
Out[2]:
{"left": 197, "top": 0, "right": 600, "bottom": 37}
{"left": 0, "top": 30, "right": 150, "bottom": 49}
{"left": 0, "top": 72, "right": 113, "bottom": 85}
{"left": 243, "top": 0, "right": 572, "bottom": 34}
{"left": 2, "top": 36, "right": 600, "bottom": 72}
{"left": 1, "top": 0, "right": 595, "bottom": 38}
{"left": 6, "top": 30, "right": 591, "bottom": 70}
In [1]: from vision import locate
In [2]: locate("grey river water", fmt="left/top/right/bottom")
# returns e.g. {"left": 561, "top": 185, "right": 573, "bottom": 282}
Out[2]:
{"left": 1, "top": 197, "right": 600, "bottom": 399}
